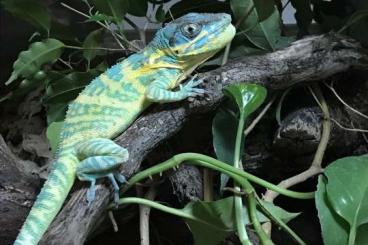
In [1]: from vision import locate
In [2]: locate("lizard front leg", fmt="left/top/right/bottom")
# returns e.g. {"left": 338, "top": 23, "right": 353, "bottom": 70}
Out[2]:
{"left": 146, "top": 74, "right": 205, "bottom": 102}
{"left": 75, "top": 138, "right": 128, "bottom": 206}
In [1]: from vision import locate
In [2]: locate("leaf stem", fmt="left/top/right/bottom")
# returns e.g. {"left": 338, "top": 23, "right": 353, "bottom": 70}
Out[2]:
{"left": 348, "top": 224, "right": 357, "bottom": 245}
{"left": 233, "top": 114, "right": 252, "bottom": 245}
{"left": 248, "top": 193, "right": 274, "bottom": 245}
{"left": 262, "top": 84, "right": 330, "bottom": 235}
{"left": 256, "top": 196, "right": 306, "bottom": 245}
{"left": 121, "top": 153, "right": 314, "bottom": 200}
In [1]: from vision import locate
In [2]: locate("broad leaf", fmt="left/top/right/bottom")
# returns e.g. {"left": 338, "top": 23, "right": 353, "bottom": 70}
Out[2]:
{"left": 6, "top": 39, "right": 64, "bottom": 85}
{"left": 315, "top": 175, "right": 349, "bottom": 245}
{"left": 127, "top": 0, "right": 148, "bottom": 17}
{"left": 46, "top": 121, "right": 63, "bottom": 153}
{"left": 291, "top": 0, "right": 313, "bottom": 36}
{"left": 82, "top": 29, "right": 105, "bottom": 62}
{"left": 183, "top": 197, "right": 234, "bottom": 245}
{"left": 258, "top": 200, "right": 300, "bottom": 224}
{"left": 182, "top": 197, "right": 267, "bottom": 245}
{"left": 87, "top": 13, "right": 115, "bottom": 23}
{"left": 212, "top": 106, "right": 238, "bottom": 191}
{"left": 223, "top": 83, "right": 267, "bottom": 118}
{"left": 2, "top": 0, "right": 50, "bottom": 32}
{"left": 357, "top": 224, "right": 368, "bottom": 245}
{"left": 216, "top": 84, "right": 267, "bottom": 192}
{"left": 168, "top": 0, "right": 229, "bottom": 19}
{"left": 230, "top": 0, "right": 286, "bottom": 51}
{"left": 181, "top": 197, "right": 298, "bottom": 245}
{"left": 155, "top": 5, "right": 166, "bottom": 22}
{"left": 325, "top": 155, "right": 368, "bottom": 229}
{"left": 0, "top": 78, "right": 41, "bottom": 102}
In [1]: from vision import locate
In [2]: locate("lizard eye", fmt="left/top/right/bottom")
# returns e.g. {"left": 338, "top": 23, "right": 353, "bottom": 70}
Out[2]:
{"left": 181, "top": 23, "right": 201, "bottom": 38}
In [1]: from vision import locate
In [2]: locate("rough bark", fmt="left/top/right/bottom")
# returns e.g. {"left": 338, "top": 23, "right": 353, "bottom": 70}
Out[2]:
{"left": 2, "top": 33, "right": 367, "bottom": 244}
{"left": 0, "top": 135, "right": 39, "bottom": 245}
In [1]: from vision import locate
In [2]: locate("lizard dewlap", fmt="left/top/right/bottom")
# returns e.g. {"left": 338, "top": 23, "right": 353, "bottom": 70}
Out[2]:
{"left": 14, "top": 13, "right": 235, "bottom": 245}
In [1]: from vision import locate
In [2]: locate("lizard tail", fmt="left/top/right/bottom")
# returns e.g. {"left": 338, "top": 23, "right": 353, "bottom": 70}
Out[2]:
{"left": 14, "top": 153, "right": 79, "bottom": 245}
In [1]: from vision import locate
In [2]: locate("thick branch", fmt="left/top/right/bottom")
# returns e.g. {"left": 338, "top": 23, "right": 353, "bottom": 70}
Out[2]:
{"left": 23, "top": 33, "right": 367, "bottom": 244}
{"left": 0, "top": 135, "right": 39, "bottom": 245}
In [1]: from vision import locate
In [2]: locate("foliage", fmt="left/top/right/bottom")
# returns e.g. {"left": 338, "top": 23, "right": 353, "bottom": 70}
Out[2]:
{"left": 2, "top": 0, "right": 367, "bottom": 120}
{"left": 316, "top": 155, "right": 368, "bottom": 245}
{"left": 116, "top": 196, "right": 298, "bottom": 245}
{"left": 2, "top": 0, "right": 368, "bottom": 244}
{"left": 6, "top": 39, "right": 64, "bottom": 85}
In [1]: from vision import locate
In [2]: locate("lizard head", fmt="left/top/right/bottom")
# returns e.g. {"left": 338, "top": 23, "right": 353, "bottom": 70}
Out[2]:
{"left": 150, "top": 13, "right": 236, "bottom": 70}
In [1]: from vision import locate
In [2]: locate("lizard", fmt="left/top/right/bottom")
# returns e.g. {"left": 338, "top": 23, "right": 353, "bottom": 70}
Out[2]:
{"left": 14, "top": 12, "right": 236, "bottom": 245}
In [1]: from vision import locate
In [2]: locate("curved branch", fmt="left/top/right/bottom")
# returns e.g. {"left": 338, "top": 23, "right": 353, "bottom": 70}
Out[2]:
{"left": 21, "top": 33, "right": 367, "bottom": 244}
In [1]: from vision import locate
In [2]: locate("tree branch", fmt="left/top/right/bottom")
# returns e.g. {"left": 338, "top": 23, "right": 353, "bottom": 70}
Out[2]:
{"left": 6, "top": 33, "right": 367, "bottom": 244}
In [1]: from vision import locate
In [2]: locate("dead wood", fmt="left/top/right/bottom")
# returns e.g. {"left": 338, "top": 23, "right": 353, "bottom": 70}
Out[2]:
{"left": 2, "top": 33, "right": 367, "bottom": 244}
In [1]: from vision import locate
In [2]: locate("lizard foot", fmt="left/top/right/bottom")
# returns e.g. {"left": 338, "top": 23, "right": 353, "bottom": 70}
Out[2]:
{"left": 179, "top": 74, "right": 206, "bottom": 97}
{"left": 108, "top": 173, "right": 125, "bottom": 208}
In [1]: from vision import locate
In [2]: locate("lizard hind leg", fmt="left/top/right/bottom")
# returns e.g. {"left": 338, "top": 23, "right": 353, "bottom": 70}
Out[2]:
{"left": 75, "top": 138, "right": 129, "bottom": 206}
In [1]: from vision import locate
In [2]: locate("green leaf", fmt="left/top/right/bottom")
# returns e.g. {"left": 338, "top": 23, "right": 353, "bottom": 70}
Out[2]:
{"left": 212, "top": 106, "right": 238, "bottom": 191}
{"left": 182, "top": 197, "right": 267, "bottom": 245}
{"left": 44, "top": 70, "right": 100, "bottom": 124}
{"left": 127, "top": 0, "right": 148, "bottom": 16}
{"left": 231, "top": 0, "right": 286, "bottom": 51}
{"left": 155, "top": 5, "right": 166, "bottom": 22}
{"left": 223, "top": 83, "right": 267, "bottom": 118}
{"left": 180, "top": 197, "right": 299, "bottom": 245}
{"left": 315, "top": 175, "right": 349, "bottom": 245}
{"left": 290, "top": 0, "right": 313, "bottom": 36}
{"left": 0, "top": 78, "right": 41, "bottom": 103}
{"left": 183, "top": 197, "right": 234, "bottom": 245}
{"left": 90, "top": 0, "right": 128, "bottom": 23}
{"left": 259, "top": 200, "right": 300, "bottom": 224}
{"left": 46, "top": 103, "right": 68, "bottom": 125}
{"left": 167, "top": 0, "right": 229, "bottom": 19}
{"left": 324, "top": 155, "right": 368, "bottom": 230}
{"left": 357, "top": 224, "right": 368, "bottom": 245}
{"left": 252, "top": 0, "right": 275, "bottom": 21}
{"left": 46, "top": 121, "right": 63, "bottom": 153}
{"left": 341, "top": 11, "right": 368, "bottom": 44}
{"left": 87, "top": 13, "right": 116, "bottom": 23}
{"left": 82, "top": 29, "right": 105, "bottom": 62}
{"left": 6, "top": 39, "right": 65, "bottom": 85}
{"left": 2, "top": 0, "right": 51, "bottom": 32}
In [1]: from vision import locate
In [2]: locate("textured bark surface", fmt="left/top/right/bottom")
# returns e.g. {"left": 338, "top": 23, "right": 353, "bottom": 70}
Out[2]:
{"left": 0, "top": 135, "right": 39, "bottom": 245}
{"left": 1, "top": 33, "right": 367, "bottom": 244}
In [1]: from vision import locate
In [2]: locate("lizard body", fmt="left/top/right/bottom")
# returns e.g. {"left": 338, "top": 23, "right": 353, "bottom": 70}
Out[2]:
{"left": 14, "top": 13, "right": 235, "bottom": 245}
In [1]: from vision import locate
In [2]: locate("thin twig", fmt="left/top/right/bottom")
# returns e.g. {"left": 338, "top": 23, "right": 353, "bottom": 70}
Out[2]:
{"left": 61, "top": 2, "right": 140, "bottom": 51}
{"left": 168, "top": 9, "right": 175, "bottom": 21}
{"left": 244, "top": 94, "right": 277, "bottom": 136}
{"left": 57, "top": 58, "right": 73, "bottom": 69}
{"left": 104, "top": 20, "right": 126, "bottom": 50}
{"left": 330, "top": 118, "right": 368, "bottom": 133}
{"left": 125, "top": 17, "right": 146, "bottom": 46}
{"left": 108, "top": 211, "right": 119, "bottom": 232}
{"left": 203, "top": 169, "right": 214, "bottom": 201}
{"left": 65, "top": 45, "right": 125, "bottom": 52}
{"left": 282, "top": 0, "right": 291, "bottom": 12}
{"left": 262, "top": 84, "right": 330, "bottom": 235}
{"left": 139, "top": 186, "right": 157, "bottom": 245}
{"left": 221, "top": 5, "right": 255, "bottom": 66}
{"left": 324, "top": 81, "right": 368, "bottom": 120}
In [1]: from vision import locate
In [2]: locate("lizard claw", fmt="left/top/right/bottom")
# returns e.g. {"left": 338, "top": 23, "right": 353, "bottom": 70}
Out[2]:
{"left": 87, "top": 181, "right": 96, "bottom": 207}
{"left": 180, "top": 75, "right": 206, "bottom": 98}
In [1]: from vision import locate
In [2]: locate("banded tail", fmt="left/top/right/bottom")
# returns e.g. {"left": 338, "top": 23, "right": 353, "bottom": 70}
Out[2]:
{"left": 14, "top": 154, "right": 78, "bottom": 245}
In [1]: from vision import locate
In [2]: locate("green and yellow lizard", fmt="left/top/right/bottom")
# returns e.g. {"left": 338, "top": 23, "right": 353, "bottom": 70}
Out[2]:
{"left": 14, "top": 13, "right": 235, "bottom": 245}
